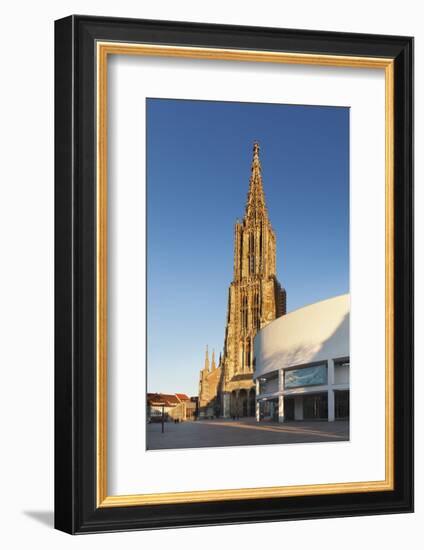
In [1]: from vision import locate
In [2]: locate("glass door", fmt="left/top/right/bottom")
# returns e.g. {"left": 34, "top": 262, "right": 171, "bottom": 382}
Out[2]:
{"left": 303, "top": 393, "right": 328, "bottom": 419}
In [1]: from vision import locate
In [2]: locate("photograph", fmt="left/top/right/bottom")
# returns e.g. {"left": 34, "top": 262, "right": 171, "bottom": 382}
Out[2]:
{"left": 146, "top": 98, "right": 350, "bottom": 450}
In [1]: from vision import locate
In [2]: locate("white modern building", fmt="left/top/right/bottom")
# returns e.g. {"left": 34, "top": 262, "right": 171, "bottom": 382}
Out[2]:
{"left": 253, "top": 294, "right": 349, "bottom": 423}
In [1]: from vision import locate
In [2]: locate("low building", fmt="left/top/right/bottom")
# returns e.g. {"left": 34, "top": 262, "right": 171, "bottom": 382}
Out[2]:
{"left": 176, "top": 393, "right": 197, "bottom": 420}
{"left": 185, "top": 400, "right": 197, "bottom": 420}
{"left": 253, "top": 294, "right": 349, "bottom": 423}
{"left": 147, "top": 393, "right": 197, "bottom": 422}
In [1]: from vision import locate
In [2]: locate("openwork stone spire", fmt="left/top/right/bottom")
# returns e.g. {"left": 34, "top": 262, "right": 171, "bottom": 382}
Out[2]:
{"left": 245, "top": 142, "right": 269, "bottom": 223}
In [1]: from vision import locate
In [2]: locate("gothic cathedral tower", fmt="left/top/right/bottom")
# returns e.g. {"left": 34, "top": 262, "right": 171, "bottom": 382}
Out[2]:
{"left": 221, "top": 142, "right": 286, "bottom": 418}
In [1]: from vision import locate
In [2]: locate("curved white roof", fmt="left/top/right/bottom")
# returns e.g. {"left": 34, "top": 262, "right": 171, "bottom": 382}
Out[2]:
{"left": 254, "top": 294, "right": 349, "bottom": 379}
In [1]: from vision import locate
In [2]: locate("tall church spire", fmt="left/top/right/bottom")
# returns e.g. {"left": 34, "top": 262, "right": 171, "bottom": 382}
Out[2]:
{"left": 245, "top": 142, "right": 268, "bottom": 222}
{"left": 220, "top": 141, "right": 286, "bottom": 417}
{"left": 199, "top": 142, "right": 286, "bottom": 419}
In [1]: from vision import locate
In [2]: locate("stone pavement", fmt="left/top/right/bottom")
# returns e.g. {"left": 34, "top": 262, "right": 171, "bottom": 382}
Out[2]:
{"left": 146, "top": 417, "right": 349, "bottom": 450}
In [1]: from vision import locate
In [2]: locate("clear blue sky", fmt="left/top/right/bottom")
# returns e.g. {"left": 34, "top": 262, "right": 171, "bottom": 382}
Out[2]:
{"left": 146, "top": 98, "right": 349, "bottom": 396}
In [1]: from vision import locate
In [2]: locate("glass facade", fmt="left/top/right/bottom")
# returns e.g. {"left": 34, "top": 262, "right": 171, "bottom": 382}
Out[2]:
{"left": 284, "top": 364, "right": 327, "bottom": 389}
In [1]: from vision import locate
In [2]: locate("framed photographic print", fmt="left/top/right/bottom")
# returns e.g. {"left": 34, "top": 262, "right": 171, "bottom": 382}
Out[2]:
{"left": 54, "top": 15, "right": 413, "bottom": 533}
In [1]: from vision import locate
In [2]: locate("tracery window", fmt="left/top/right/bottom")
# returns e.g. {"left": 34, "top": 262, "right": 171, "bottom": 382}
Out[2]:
{"left": 245, "top": 339, "right": 251, "bottom": 371}
{"left": 249, "top": 233, "right": 255, "bottom": 274}
{"left": 242, "top": 295, "right": 248, "bottom": 330}
{"left": 252, "top": 292, "right": 260, "bottom": 330}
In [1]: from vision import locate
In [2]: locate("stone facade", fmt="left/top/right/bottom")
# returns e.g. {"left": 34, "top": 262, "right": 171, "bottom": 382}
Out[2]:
{"left": 198, "top": 142, "right": 286, "bottom": 419}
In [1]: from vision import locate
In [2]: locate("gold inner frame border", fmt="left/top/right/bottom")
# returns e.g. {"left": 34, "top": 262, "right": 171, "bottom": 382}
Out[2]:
{"left": 96, "top": 42, "right": 395, "bottom": 508}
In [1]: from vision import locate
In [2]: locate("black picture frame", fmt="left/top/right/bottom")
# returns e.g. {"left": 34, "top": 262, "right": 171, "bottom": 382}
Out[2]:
{"left": 55, "top": 15, "right": 413, "bottom": 534}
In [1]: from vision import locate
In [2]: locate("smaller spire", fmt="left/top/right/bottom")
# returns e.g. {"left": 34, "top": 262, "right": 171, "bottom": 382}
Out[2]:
{"left": 204, "top": 345, "right": 210, "bottom": 372}
{"left": 211, "top": 349, "right": 216, "bottom": 371}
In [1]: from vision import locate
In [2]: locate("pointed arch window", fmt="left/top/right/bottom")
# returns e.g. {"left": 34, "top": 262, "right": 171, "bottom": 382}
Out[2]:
{"left": 239, "top": 234, "right": 243, "bottom": 277}
{"left": 242, "top": 295, "right": 248, "bottom": 330}
{"left": 249, "top": 233, "right": 255, "bottom": 274}
{"left": 245, "top": 338, "right": 251, "bottom": 371}
{"left": 259, "top": 228, "right": 263, "bottom": 272}
{"left": 252, "top": 292, "right": 260, "bottom": 330}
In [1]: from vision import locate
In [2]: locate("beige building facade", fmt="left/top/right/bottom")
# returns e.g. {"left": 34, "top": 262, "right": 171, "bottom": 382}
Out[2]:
{"left": 198, "top": 143, "right": 286, "bottom": 418}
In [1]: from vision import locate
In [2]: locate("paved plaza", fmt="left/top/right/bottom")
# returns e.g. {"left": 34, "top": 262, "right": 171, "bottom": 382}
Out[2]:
{"left": 146, "top": 418, "right": 349, "bottom": 450}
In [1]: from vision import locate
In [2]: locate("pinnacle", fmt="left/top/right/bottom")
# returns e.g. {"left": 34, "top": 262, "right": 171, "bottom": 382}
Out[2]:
{"left": 204, "top": 345, "right": 210, "bottom": 371}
